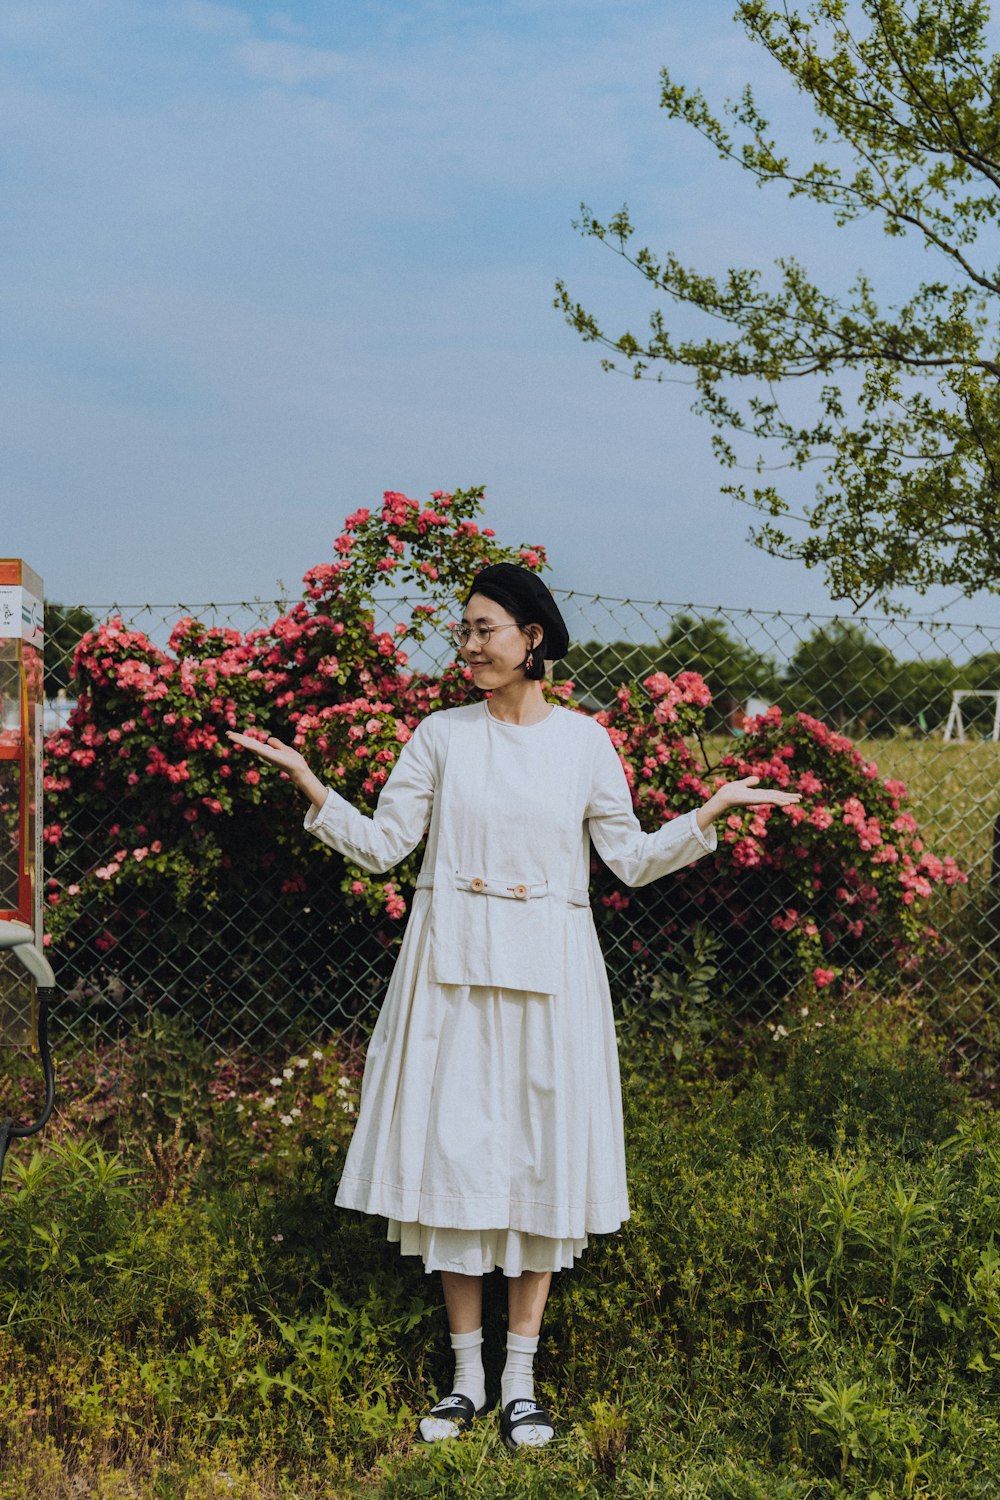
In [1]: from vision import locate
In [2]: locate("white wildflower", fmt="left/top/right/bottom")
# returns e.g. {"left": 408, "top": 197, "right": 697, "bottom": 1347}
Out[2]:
{"left": 312, "top": 1049, "right": 323, "bottom": 1060}
{"left": 280, "top": 1113, "right": 293, "bottom": 1126}
{"left": 261, "top": 1097, "right": 276, "bottom": 1110}
{"left": 270, "top": 1076, "right": 282, "bottom": 1088}
{"left": 282, "top": 1067, "right": 294, "bottom": 1080}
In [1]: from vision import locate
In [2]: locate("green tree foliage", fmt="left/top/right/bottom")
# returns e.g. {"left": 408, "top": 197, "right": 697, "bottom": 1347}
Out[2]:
{"left": 556, "top": 0, "right": 1000, "bottom": 609}
{"left": 43, "top": 603, "right": 96, "bottom": 699}
{"left": 895, "top": 654, "right": 962, "bottom": 731}
{"left": 781, "top": 626, "right": 1000, "bottom": 733}
{"left": 562, "top": 612, "right": 986, "bottom": 735}
{"left": 559, "top": 613, "right": 776, "bottom": 725}
{"left": 956, "top": 648, "right": 1000, "bottom": 730}
{"left": 557, "top": 638, "right": 663, "bottom": 707}
{"left": 663, "top": 613, "right": 779, "bottom": 716}
{"left": 782, "top": 621, "right": 901, "bottom": 728}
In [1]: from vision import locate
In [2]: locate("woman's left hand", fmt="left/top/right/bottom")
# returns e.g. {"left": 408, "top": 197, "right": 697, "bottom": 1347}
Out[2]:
{"left": 696, "top": 775, "right": 801, "bottom": 832}
{"left": 714, "top": 775, "right": 801, "bottom": 811}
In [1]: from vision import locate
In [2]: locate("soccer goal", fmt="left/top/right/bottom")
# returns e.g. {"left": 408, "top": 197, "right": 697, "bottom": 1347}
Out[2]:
{"left": 943, "top": 690, "right": 1000, "bottom": 743}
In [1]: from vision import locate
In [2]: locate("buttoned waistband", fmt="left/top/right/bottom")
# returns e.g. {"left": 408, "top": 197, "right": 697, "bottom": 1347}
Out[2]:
{"left": 415, "top": 874, "right": 590, "bottom": 907}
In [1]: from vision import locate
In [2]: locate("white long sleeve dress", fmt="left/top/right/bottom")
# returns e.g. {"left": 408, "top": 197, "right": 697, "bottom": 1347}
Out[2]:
{"left": 305, "top": 700, "right": 717, "bottom": 1276}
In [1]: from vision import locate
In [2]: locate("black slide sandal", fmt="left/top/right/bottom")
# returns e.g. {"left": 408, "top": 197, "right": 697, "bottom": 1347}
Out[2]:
{"left": 499, "top": 1397, "right": 555, "bottom": 1452}
{"left": 415, "top": 1392, "right": 488, "bottom": 1442}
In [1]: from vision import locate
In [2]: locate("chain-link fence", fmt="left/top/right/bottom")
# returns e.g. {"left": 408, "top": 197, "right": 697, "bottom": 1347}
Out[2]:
{"left": 41, "top": 593, "right": 1000, "bottom": 1059}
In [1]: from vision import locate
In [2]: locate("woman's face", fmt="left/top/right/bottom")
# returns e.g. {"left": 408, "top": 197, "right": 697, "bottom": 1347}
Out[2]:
{"left": 460, "top": 591, "right": 541, "bottom": 690}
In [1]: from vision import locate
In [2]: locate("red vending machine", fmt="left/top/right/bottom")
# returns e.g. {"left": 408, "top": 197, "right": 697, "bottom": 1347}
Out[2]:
{"left": 0, "top": 560, "right": 56, "bottom": 1179}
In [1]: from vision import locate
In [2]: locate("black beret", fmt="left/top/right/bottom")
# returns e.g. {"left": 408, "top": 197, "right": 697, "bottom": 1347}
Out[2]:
{"left": 465, "top": 563, "right": 570, "bottom": 661}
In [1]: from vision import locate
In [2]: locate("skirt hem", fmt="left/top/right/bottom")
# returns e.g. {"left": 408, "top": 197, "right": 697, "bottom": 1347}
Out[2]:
{"left": 386, "top": 1218, "right": 605, "bottom": 1276}
{"left": 336, "top": 1176, "right": 630, "bottom": 1239}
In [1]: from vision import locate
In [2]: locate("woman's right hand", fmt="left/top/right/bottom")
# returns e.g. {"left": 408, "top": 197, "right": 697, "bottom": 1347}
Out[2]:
{"left": 227, "top": 730, "right": 329, "bottom": 813}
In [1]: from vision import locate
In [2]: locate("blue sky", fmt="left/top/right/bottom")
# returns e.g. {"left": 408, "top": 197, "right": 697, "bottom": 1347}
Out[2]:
{"left": 4, "top": 0, "right": 999, "bottom": 632}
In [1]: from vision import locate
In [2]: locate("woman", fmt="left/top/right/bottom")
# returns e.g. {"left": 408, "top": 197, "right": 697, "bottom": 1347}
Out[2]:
{"left": 228, "top": 563, "right": 800, "bottom": 1452}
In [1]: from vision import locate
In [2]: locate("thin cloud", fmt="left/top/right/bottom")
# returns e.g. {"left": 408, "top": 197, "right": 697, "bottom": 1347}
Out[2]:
{"left": 222, "top": 20, "right": 696, "bottom": 195}
{"left": 234, "top": 38, "right": 349, "bottom": 85}
{"left": 264, "top": 11, "right": 309, "bottom": 40}
{"left": 173, "top": 1, "right": 253, "bottom": 38}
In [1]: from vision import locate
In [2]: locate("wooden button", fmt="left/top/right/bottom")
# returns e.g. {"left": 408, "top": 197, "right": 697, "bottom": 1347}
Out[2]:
{"left": 511, "top": 883, "right": 528, "bottom": 900}
{"left": 470, "top": 877, "right": 486, "bottom": 893}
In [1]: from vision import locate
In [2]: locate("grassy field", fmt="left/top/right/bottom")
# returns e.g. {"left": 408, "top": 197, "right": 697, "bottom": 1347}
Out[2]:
{"left": 857, "top": 736, "right": 1000, "bottom": 879}
{"left": 0, "top": 1001, "right": 997, "bottom": 1499}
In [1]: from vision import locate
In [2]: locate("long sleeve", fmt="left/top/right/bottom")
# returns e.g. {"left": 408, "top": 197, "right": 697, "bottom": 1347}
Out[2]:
{"left": 303, "top": 717, "right": 436, "bottom": 873}
{"left": 585, "top": 724, "right": 717, "bottom": 887}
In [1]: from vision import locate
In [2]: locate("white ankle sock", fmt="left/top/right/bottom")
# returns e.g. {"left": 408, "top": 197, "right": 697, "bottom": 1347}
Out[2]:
{"left": 450, "top": 1326, "right": 486, "bottom": 1410}
{"left": 501, "top": 1331, "right": 538, "bottom": 1408}
{"left": 501, "top": 1333, "right": 553, "bottom": 1447}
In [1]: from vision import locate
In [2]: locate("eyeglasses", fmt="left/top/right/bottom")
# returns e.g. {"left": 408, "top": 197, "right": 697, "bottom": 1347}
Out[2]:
{"left": 449, "top": 622, "right": 521, "bottom": 650}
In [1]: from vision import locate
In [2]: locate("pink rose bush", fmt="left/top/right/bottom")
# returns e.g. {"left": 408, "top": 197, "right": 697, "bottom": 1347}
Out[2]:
{"left": 43, "top": 488, "right": 962, "bottom": 1029}
{"left": 42, "top": 489, "right": 555, "bottom": 1024}
{"left": 588, "top": 686, "right": 964, "bottom": 997}
{"left": 716, "top": 707, "right": 965, "bottom": 984}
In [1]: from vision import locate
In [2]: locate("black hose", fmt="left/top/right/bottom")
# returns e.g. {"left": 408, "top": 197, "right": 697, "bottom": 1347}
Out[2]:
{"left": 0, "top": 990, "right": 56, "bottom": 1190}
{"left": 0, "top": 1119, "right": 12, "bottom": 1186}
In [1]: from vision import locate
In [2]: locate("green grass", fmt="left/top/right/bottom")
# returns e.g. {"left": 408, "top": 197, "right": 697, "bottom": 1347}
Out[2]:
{"left": 856, "top": 735, "right": 1000, "bottom": 880}
{"left": 825, "top": 736, "right": 1000, "bottom": 1058}
{"left": 0, "top": 1002, "right": 996, "bottom": 1498}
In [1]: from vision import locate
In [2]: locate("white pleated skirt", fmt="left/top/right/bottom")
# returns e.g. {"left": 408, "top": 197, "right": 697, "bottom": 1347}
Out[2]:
{"left": 335, "top": 890, "right": 630, "bottom": 1275}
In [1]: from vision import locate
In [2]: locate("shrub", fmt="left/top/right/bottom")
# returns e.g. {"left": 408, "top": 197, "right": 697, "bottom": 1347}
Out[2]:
{"left": 590, "top": 678, "right": 965, "bottom": 1001}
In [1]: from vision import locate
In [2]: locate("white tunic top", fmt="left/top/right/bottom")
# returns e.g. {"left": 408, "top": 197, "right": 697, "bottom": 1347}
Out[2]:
{"left": 305, "top": 700, "right": 717, "bottom": 995}
{"left": 303, "top": 700, "right": 718, "bottom": 1262}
